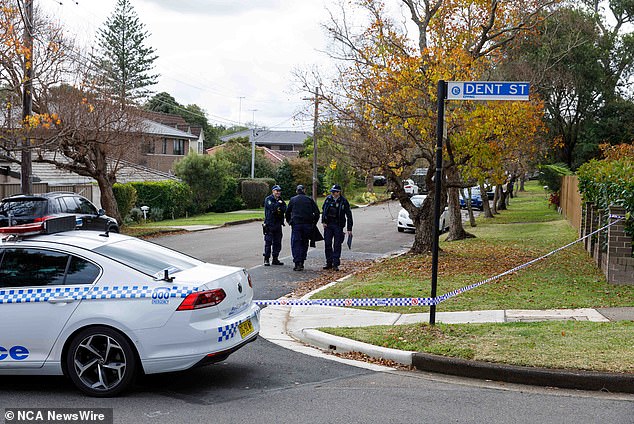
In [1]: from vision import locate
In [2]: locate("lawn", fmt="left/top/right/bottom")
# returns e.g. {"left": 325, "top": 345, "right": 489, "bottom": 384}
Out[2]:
{"left": 315, "top": 181, "right": 634, "bottom": 372}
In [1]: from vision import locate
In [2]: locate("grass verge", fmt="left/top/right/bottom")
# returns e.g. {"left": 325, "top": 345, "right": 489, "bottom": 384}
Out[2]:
{"left": 314, "top": 181, "right": 634, "bottom": 372}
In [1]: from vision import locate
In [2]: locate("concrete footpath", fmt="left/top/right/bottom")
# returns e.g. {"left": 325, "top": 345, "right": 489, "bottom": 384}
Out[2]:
{"left": 260, "top": 302, "right": 634, "bottom": 394}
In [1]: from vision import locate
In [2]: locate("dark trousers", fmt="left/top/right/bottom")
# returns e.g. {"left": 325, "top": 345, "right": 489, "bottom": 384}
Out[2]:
{"left": 290, "top": 223, "right": 312, "bottom": 264}
{"left": 324, "top": 224, "right": 345, "bottom": 267}
{"left": 263, "top": 226, "right": 283, "bottom": 259}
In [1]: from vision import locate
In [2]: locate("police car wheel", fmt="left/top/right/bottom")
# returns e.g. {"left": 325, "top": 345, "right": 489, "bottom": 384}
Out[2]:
{"left": 66, "top": 326, "right": 137, "bottom": 397}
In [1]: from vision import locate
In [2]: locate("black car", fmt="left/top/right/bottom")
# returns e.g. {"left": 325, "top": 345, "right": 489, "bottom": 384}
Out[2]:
{"left": 0, "top": 192, "right": 119, "bottom": 232}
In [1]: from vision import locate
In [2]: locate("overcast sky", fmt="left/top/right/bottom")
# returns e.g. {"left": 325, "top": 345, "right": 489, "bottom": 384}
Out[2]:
{"left": 40, "top": 0, "right": 336, "bottom": 131}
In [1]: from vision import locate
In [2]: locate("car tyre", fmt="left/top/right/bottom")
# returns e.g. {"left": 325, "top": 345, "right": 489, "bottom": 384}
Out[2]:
{"left": 397, "top": 227, "right": 405, "bottom": 232}
{"left": 66, "top": 326, "right": 137, "bottom": 397}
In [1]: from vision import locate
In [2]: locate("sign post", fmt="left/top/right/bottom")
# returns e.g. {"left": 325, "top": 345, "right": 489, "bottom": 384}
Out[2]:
{"left": 429, "top": 80, "right": 530, "bottom": 325}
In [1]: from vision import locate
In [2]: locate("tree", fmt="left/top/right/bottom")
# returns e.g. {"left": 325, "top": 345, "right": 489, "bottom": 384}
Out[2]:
{"left": 215, "top": 139, "right": 278, "bottom": 179}
{"left": 145, "top": 92, "right": 225, "bottom": 148}
{"left": 504, "top": 2, "right": 634, "bottom": 169}
{"left": 31, "top": 85, "right": 146, "bottom": 223}
{"left": 173, "top": 152, "right": 232, "bottom": 213}
{"left": 316, "top": 0, "right": 554, "bottom": 253}
{"left": 93, "top": 0, "right": 158, "bottom": 106}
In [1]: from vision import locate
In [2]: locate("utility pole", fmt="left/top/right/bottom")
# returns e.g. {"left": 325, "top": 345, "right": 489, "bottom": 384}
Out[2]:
{"left": 21, "top": 0, "right": 34, "bottom": 195}
{"left": 303, "top": 87, "right": 320, "bottom": 201}
{"left": 238, "top": 96, "right": 245, "bottom": 126}
{"left": 249, "top": 109, "right": 258, "bottom": 179}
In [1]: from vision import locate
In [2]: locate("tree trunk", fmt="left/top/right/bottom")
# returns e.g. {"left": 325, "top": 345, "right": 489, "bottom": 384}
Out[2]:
{"left": 94, "top": 171, "right": 121, "bottom": 224}
{"left": 445, "top": 186, "right": 474, "bottom": 241}
{"left": 497, "top": 184, "right": 508, "bottom": 210}
{"left": 480, "top": 182, "right": 494, "bottom": 218}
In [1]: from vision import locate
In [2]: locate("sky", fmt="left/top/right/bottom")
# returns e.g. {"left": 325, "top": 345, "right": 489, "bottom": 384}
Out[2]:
{"left": 39, "top": 0, "right": 337, "bottom": 131}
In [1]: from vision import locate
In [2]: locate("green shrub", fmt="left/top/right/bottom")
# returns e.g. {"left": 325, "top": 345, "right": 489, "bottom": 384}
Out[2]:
{"left": 128, "top": 207, "right": 143, "bottom": 223}
{"left": 577, "top": 158, "right": 634, "bottom": 237}
{"left": 113, "top": 183, "right": 137, "bottom": 221}
{"left": 241, "top": 179, "right": 269, "bottom": 208}
{"left": 538, "top": 163, "right": 572, "bottom": 193}
{"left": 130, "top": 181, "right": 192, "bottom": 219}
{"left": 173, "top": 152, "right": 231, "bottom": 214}
{"left": 149, "top": 207, "right": 164, "bottom": 222}
{"left": 211, "top": 178, "right": 245, "bottom": 212}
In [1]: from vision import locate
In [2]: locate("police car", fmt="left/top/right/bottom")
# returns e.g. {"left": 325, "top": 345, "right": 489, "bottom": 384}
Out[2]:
{"left": 0, "top": 216, "right": 260, "bottom": 397}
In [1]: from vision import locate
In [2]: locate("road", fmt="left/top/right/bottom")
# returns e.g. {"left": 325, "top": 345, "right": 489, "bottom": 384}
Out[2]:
{"left": 1, "top": 201, "right": 632, "bottom": 423}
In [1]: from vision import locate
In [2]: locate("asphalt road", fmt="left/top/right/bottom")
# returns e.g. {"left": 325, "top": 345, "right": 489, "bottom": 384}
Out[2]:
{"left": 2, "top": 201, "right": 632, "bottom": 423}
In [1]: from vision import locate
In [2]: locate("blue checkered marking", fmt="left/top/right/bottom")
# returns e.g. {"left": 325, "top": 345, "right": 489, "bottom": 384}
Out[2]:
{"left": 217, "top": 313, "right": 257, "bottom": 342}
{"left": 0, "top": 285, "right": 197, "bottom": 304}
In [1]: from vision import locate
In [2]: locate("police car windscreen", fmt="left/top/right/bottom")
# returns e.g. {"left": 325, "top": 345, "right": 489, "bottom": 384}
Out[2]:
{"left": 93, "top": 238, "right": 203, "bottom": 277}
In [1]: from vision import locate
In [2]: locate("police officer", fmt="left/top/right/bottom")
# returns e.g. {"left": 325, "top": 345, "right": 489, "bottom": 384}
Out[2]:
{"left": 285, "top": 185, "right": 320, "bottom": 271}
{"left": 263, "top": 185, "right": 286, "bottom": 266}
{"left": 321, "top": 184, "right": 353, "bottom": 271}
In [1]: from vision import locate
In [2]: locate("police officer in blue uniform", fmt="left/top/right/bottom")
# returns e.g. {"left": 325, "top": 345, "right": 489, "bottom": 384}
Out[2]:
{"left": 321, "top": 184, "right": 353, "bottom": 271}
{"left": 285, "top": 185, "right": 320, "bottom": 271}
{"left": 263, "top": 185, "right": 287, "bottom": 266}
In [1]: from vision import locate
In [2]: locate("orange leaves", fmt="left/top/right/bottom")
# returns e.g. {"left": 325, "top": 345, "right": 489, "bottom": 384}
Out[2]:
{"left": 22, "top": 113, "right": 61, "bottom": 130}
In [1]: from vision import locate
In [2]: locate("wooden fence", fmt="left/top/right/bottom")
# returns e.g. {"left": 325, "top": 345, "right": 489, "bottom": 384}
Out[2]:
{"left": 560, "top": 176, "right": 582, "bottom": 230}
{"left": 0, "top": 183, "right": 95, "bottom": 203}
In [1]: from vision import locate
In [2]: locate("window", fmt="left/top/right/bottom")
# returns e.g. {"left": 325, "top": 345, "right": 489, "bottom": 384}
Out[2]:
{"left": 0, "top": 199, "right": 48, "bottom": 217}
{"left": 60, "top": 196, "right": 81, "bottom": 213}
{"left": 75, "top": 197, "right": 98, "bottom": 214}
{"left": 0, "top": 248, "right": 100, "bottom": 288}
{"left": 162, "top": 138, "right": 168, "bottom": 154}
{"left": 173, "top": 139, "right": 185, "bottom": 155}
{"left": 278, "top": 145, "right": 293, "bottom": 151}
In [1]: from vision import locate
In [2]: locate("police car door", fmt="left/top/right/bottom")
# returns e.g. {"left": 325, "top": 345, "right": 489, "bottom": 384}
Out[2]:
{"left": 0, "top": 247, "right": 99, "bottom": 369}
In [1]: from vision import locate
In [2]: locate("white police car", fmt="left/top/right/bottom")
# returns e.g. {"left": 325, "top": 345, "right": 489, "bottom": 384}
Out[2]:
{"left": 0, "top": 216, "right": 260, "bottom": 397}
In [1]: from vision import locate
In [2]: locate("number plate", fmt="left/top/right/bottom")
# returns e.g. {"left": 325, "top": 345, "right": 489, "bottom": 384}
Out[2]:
{"left": 238, "top": 319, "right": 254, "bottom": 338}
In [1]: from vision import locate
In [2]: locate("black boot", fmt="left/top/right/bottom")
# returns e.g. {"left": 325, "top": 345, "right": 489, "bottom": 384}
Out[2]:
{"left": 298, "top": 261, "right": 304, "bottom": 271}
{"left": 264, "top": 258, "right": 270, "bottom": 266}
{"left": 323, "top": 263, "right": 333, "bottom": 270}
{"left": 272, "top": 256, "right": 283, "bottom": 265}
{"left": 293, "top": 262, "right": 301, "bottom": 271}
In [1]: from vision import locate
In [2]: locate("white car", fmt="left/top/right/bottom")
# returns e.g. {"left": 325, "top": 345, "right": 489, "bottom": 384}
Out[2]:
{"left": 403, "top": 179, "right": 420, "bottom": 196}
{"left": 397, "top": 195, "right": 449, "bottom": 233}
{"left": 0, "top": 216, "right": 260, "bottom": 397}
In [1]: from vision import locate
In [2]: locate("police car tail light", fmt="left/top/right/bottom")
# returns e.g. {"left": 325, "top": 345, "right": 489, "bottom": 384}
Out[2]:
{"left": 247, "top": 273, "right": 252, "bottom": 288}
{"left": 177, "top": 289, "right": 226, "bottom": 310}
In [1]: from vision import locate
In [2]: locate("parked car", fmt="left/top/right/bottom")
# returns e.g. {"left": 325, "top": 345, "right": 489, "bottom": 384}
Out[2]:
{"left": 373, "top": 175, "right": 387, "bottom": 186}
{"left": 0, "top": 216, "right": 260, "bottom": 396}
{"left": 459, "top": 187, "right": 484, "bottom": 210}
{"left": 0, "top": 192, "right": 119, "bottom": 232}
{"left": 391, "top": 179, "right": 420, "bottom": 199}
{"left": 410, "top": 168, "right": 428, "bottom": 193}
{"left": 397, "top": 194, "right": 449, "bottom": 233}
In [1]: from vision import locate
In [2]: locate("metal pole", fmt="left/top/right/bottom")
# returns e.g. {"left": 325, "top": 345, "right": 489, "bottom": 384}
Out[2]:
{"left": 21, "top": 0, "right": 34, "bottom": 195}
{"left": 249, "top": 109, "right": 257, "bottom": 179}
{"left": 430, "top": 80, "right": 446, "bottom": 325}
{"left": 311, "top": 87, "right": 319, "bottom": 201}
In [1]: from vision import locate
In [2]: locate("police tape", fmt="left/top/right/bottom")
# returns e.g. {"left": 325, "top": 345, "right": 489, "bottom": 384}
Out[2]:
{"left": 255, "top": 215, "right": 626, "bottom": 308}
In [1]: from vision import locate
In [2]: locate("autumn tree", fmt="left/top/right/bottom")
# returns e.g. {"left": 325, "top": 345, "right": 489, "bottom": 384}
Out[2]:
{"left": 503, "top": 2, "right": 634, "bottom": 169}
{"left": 93, "top": 0, "right": 158, "bottom": 106}
{"left": 316, "top": 0, "right": 555, "bottom": 253}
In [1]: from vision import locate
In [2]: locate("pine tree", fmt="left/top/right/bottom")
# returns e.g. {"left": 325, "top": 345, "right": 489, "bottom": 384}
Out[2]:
{"left": 94, "top": 0, "right": 158, "bottom": 106}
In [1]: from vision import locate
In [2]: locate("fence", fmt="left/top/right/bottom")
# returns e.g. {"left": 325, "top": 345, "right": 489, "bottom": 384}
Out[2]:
{"left": 560, "top": 176, "right": 582, "bottom": 230}
{"left": 0, "top": 183, "right": 95, "bottom": 203}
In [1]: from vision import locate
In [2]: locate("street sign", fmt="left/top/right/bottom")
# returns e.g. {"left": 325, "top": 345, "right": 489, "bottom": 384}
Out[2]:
{"left": 447, "top": 81, "right": 530, "bottom": 101}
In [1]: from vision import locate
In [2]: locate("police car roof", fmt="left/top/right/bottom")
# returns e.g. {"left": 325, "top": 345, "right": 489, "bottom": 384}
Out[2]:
{"left": 1, "top": 229, "right": 130, "bottom": 251}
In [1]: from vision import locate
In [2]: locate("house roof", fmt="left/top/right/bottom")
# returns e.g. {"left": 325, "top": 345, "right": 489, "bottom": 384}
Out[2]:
{"left": 0, "top": 152, "right": 177, "bottom": 185}
{"left": 142, "top": 119, "right": 198, "bottom": 140}
{"left": 220, "top": 129, "right": 311, "bottom": 146}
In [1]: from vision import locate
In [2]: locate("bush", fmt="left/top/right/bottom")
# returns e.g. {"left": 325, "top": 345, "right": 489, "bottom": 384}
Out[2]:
{"left": 577, "top": 157, "right": 634, "bottom": 237}
{"left": 173, "top": 152, "right": 232, "bottom": 214}
{"left": 211, "top": 178, "right": 245, "bottom": 212}
{"left": 241, "top": 179, "right": 270, "bottom": 208}
{"left": 149, "top": 207, "right": 164, "bottom": 222}
{"left": 128, "top": 207, "right": 144, "bottom": 223}
{"left": 113, "top": 183, "right": 137, "bottom": 221}
{"left": 538, "top": 163, "right": 572, "bottom": 193}
{"left": 130, "top": 181, "right": 192, "bottom": 220}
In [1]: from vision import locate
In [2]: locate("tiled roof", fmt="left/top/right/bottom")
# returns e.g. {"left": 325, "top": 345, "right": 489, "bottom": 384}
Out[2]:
{"left": 220, "top": 129, "right": 311, "bottom": 145}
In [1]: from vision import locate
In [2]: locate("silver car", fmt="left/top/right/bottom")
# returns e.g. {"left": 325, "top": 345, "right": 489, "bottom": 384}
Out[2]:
{"left": 397, "top": 195, "right": 449, "bottom": 232}
{"left": 0, "top": 217, "right": 259, "bottom": 397}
